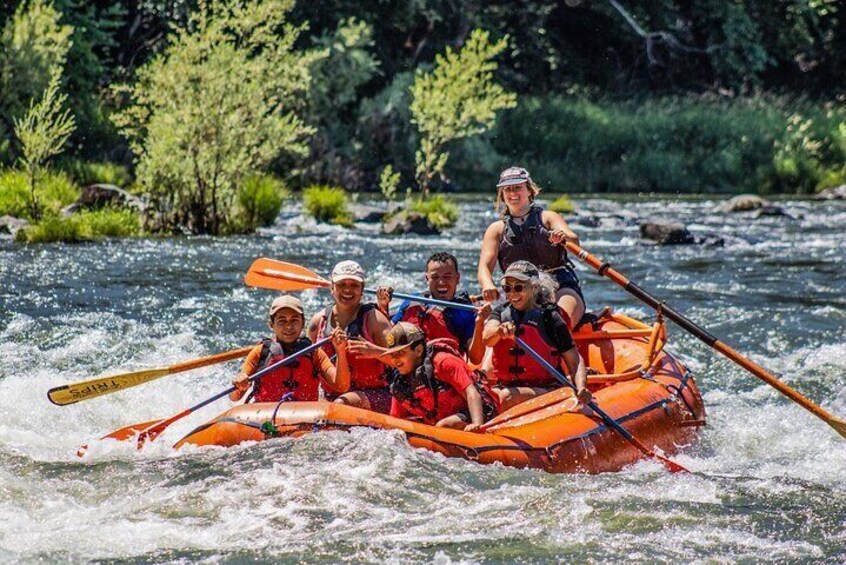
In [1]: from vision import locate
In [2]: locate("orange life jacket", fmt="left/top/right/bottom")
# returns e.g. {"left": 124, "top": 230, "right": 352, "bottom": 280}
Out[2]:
{"left": 252, "top": 337, "right": 319, "bottom": 402}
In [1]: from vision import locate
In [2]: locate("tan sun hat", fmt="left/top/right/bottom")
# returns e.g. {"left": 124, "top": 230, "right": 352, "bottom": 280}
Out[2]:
{"left": 269, "top": 295, "right": 304, "bottom": 318}
{"left": 380, "top": 322, "right": 426, "bottom": 356}
{"left": 330, "top": 260, "right": 365, "bottom": 283}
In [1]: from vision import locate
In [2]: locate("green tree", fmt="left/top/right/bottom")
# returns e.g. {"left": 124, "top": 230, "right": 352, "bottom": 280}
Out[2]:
{"left": 0, "top": 0, "right": 73, "bottom": 161}
{"left": 410, "top": 28, "right": 516, "bottom": 197}
{"left": 112, "top": 0, "right": 320, "bottom": 234}
{"left": 13, "top": 70, "right": 77, "bottom": 219}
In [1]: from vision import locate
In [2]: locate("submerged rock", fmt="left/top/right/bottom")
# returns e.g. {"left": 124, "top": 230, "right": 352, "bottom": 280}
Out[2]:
{"left": 755, "top": 204, "right": 793, "bottom": 219}
{"left": 717, "top": 194, "right": 768, "bottom": 213}
{"left": 0, "top": 215, "right": 29, "bottom": 236}
{"left": 640, "top": 219, "right": 724, "bottom": 246}
{"left": 640, "top": 219, "right": 695, "bottom": 245}
{"left": 382, "top": 211, "right": 439, "bottom": 236}
{"left": 814, "top": 185, "right": 846, "bottom": 200}
{"left": 62, "top": 184, "right": 147, "bottom": 215}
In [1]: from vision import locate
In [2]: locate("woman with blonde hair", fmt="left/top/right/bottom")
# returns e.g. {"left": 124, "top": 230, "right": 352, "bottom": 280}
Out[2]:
{"left": 478, "top": 166, "right": 585, "bottom": 329}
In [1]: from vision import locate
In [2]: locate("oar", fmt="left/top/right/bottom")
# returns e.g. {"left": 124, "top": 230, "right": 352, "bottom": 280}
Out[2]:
{"left": 515, "top": 336, "right": 689, "bottom": 473}
{"left": 49, "top": 346, "right": 253, "bottom": 406}
{"left": 80, "top": 338, "right": 331, "bottom": 454}
{"left": 245, "top": 258, "right": 479, "bottom": 312}
{"left": 564, "top": 241, "right": 846, "bottom": 440}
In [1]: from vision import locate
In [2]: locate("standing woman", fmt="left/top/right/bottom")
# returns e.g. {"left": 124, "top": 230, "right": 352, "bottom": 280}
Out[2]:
{"left": 478, "top": 167, "right": 585, "bottom": 329}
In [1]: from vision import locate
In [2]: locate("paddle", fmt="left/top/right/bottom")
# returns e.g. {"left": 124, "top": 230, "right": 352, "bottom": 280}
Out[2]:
{"left": 515, "top": 336, "right": 689, "bottom": 473}
{"left": 49, "top": 346, "right": 253, "bottom": 406}
{"left": 245, "top": 258, "right": 479, "bottom": 312}
{"left": 80, "top": 338, "right": 331, "bottom": 454}
{"left": 564, "top": 241, "right": 846, "bottom": 440}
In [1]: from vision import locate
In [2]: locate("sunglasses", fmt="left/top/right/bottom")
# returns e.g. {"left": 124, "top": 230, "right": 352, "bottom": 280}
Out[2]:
{"left": 502, "top": 283, "right": 526, "bottom": 294}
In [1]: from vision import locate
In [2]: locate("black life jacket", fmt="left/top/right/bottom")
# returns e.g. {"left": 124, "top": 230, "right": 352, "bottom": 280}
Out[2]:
{"left": 497, "top": 204, "right": 572, "bottom": 272}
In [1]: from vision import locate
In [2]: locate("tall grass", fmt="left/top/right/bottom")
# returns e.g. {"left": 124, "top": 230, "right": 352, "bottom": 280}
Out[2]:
{"left": 15, "top": 208, "right": 141, "bottom": 243}
{"left": 302, "top": 185, "right": 353, "bottom": 226}
{"left": 0, "top": 169, "right": 78, "bottom": 219}
{"left": 234, "top": 174, "right": 288, "bottom": 231}
{"left": 407, "top": 195, "right": 459, "bottom": 229}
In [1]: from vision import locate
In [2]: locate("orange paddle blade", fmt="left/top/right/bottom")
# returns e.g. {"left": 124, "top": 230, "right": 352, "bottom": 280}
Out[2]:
{"left": 76, "top": 418, "right": 165, "bottom": 457}
{"left": 244, "top": 258, "right": 331, "bottom": 291}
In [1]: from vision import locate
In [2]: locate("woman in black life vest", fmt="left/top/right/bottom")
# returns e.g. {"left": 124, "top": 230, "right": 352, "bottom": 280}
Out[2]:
{"left": 482, "top": 261, "right": 589, "bottom": 411}
{"left": 478, "top": 166, "right": 585, "bottom": 329}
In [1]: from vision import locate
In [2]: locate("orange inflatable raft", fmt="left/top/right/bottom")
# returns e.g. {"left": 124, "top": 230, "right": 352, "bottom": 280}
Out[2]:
{"left": 174, "top": 309, "right": 706, "bottom": 473}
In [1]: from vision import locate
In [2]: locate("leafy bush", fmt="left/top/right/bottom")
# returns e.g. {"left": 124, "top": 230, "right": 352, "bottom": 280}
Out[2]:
{"left": 61, "top": 160, "right": 133, "bottom": 188}
{"left": 484, "top": 95, "right": 846, "bottom": 195}
{"left": 0, "top": 168, "right": 78, "bottom": 219}
{"left": 407, "top": 195, "right": 459, "bottom": 229}
{"left": 16, "top": 214, "right": 86, "bottom": 243}
{"left": 15, "top": 208, "right": 141, "bottom": 243}
{"left": 548, "top": 195, "right": 575, "bottom": 214}
{"left": 81, "top": 208, "right": 141, "bottom": 238}
{"left": 302, "top": 185, "right": 353, "bottom": 226}
{"left": 235, "top": 174, "right": 288, "bottom": 231}
{"left": 111, "top": 0, "right": 319, "bottom": 235}
{"left": 410, "top": 29, "right": 516, "bottom": 196}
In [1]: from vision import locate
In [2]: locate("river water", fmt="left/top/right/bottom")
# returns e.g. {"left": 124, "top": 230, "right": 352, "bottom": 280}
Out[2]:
{"left": 1, "top": 195, "right": 845, "bottom": 563}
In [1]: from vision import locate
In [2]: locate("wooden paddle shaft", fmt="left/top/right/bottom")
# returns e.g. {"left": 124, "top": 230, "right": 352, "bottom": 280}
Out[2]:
{"left": 565, "top": 241, "right": 846, "bottom": 434}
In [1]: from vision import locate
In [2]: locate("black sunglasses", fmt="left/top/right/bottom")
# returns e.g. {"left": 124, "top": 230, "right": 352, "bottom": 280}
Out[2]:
{"left": 502, "top": 283, "right": 526, "bottom": 293}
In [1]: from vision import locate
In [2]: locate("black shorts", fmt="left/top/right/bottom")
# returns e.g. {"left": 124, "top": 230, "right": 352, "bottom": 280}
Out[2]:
{"left": 548, "top": 264, "right": 584, "bottom": 303}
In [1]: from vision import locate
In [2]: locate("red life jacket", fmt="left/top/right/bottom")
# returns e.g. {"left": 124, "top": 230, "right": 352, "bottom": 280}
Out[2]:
{"left": 490, "top": 304, "right": 564, "bottom": 388}
{"left": 390, "top": 339, "right": 498, "bottom": 425}
{"left": 317, "top": 302, "right": 388, "bottom": 390}
{"left": 401, "top": 300, "right": 458, "bottom": 344}
{"left": 252, "top": 337, "right": 319, "bottom": 402}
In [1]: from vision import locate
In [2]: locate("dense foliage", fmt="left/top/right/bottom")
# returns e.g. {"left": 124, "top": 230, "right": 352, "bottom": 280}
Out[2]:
{"left": 1, "top": 0, "right": 845, "bottom": 235}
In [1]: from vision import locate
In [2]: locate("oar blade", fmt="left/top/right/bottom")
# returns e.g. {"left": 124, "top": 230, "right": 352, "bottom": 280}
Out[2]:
{"left": 76, "top": 418, "right": 165, "bottom": 457}
{"left": 48, "top": 368, "right": 169, "bottom": 406}
{"left": 245, "top": 258, "right": 330, "bottom": 291}
{"left": 655, "top": 453, "right": 689, "bottom": 474}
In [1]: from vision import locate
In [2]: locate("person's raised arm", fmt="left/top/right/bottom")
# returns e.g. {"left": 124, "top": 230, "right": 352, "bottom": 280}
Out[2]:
{"left": 478, "top": 222, "right": 503, "bottom": 303}
{"left": 466, "top": 302, "right": 492, "bottom": 365}
{"left": 543, "top": 210, "right": 580, "bottom": 246}
{"left": 319, "top": 328, "right": 351, "bottom": 394}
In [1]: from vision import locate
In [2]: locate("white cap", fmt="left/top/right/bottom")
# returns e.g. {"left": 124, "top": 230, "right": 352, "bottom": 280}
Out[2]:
{"left": 330, "top": 260, "right": 365, "bottom": 283}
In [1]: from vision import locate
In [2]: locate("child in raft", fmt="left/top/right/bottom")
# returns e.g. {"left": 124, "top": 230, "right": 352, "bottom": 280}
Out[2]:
{"left": 482, "top": 260, "right": 590, "bottom": 411}
{"left": 377, "top": 322, "right": 499, "bottom": 431}
{"left": 374, "top": 252, "right": 492, "bottom": 365}
{"left": 230, "top": 295, "right": 350, "bottom": 403}
{"left": 307, "top": 260, "right": 394, "bottom": 413}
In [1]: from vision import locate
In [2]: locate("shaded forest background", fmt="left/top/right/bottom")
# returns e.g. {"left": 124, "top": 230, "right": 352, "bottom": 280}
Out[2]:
{"left": 2, "top": 0, "right": 845, "bottom": 208}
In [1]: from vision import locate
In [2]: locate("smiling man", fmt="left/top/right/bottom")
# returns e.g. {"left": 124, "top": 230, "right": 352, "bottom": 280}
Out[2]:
{"left": 376, "top": 252, "right": 490, "bottom": 365}
{"left": 308, "top": 260, "right": 394, "bottom": 413}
